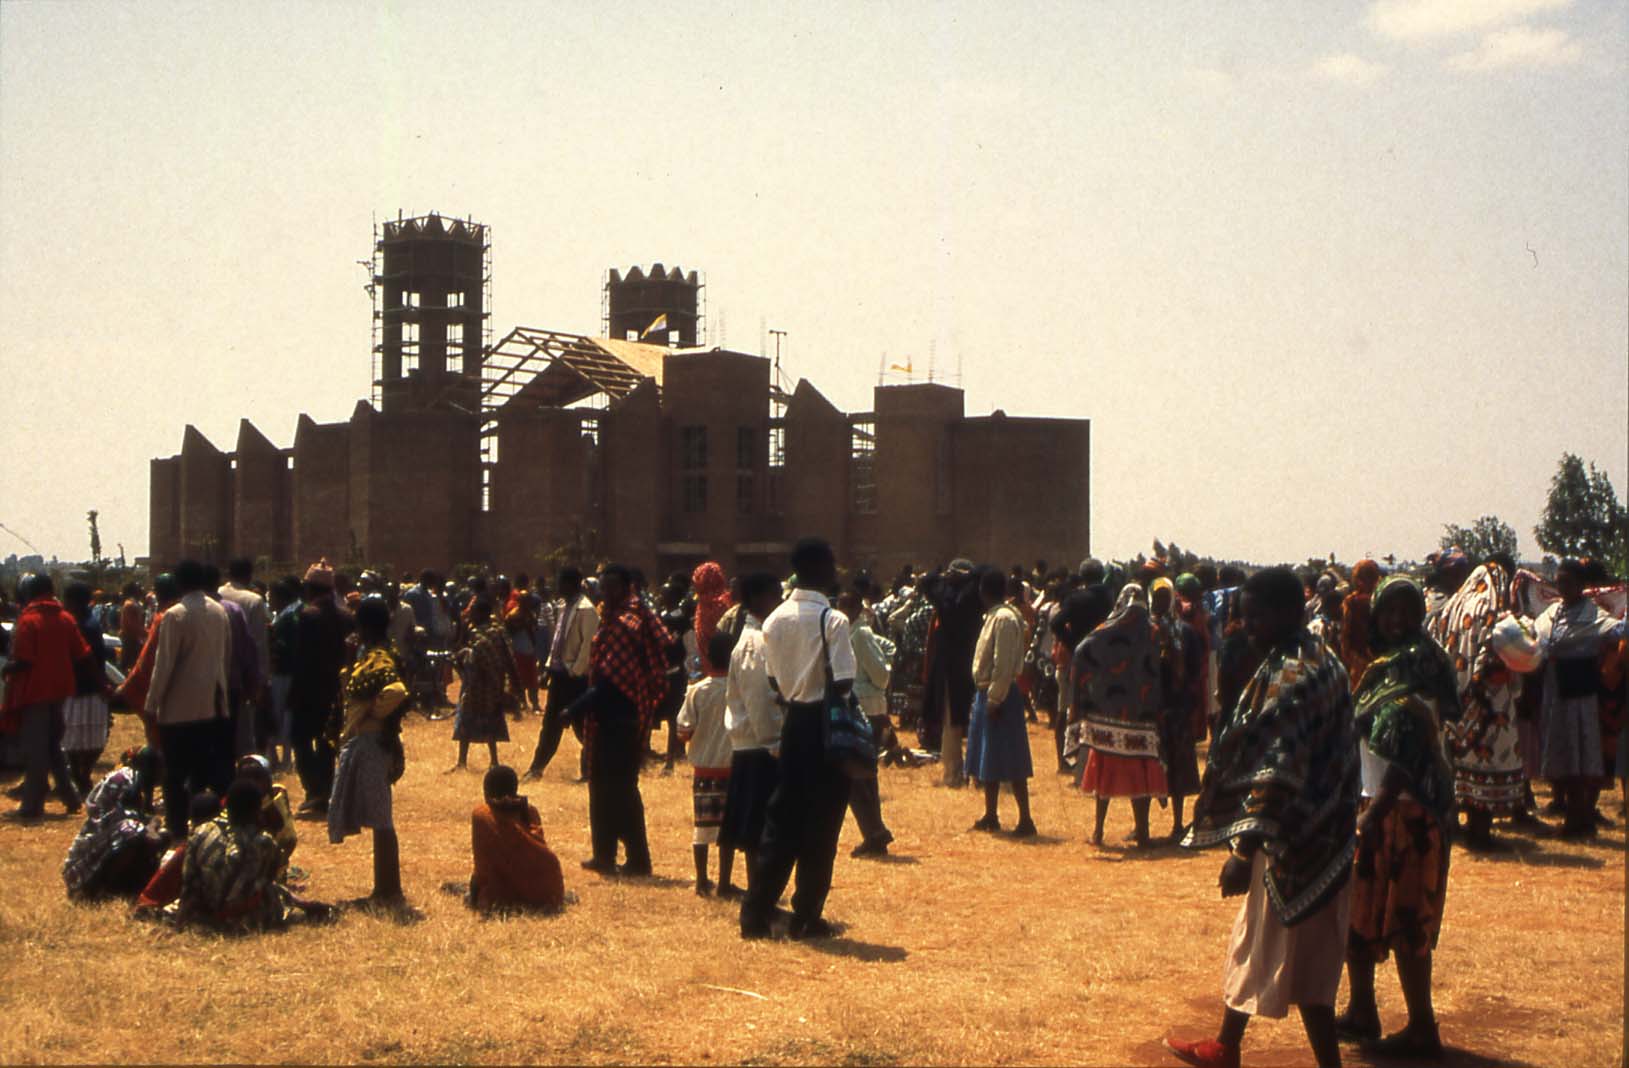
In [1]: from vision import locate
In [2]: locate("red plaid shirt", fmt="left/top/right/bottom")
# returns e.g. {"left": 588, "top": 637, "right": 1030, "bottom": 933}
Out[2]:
{"left": 590, "top": 595, "right": 673, "bottom": 724}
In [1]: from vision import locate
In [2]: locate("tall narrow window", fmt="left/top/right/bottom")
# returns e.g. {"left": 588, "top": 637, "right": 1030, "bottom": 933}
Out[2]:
{"left": 680, "top": 425, "right": 708, "bottom": 513}
{"left": 850, "top": 419, "right": 876, "bottom": 514}
{"left": 736, "top": 426, "right": 757, "bottom": 515}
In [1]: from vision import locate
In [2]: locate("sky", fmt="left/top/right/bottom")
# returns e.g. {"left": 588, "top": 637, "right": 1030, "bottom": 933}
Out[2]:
{"left": 1, "top": 0, "right": 1625, "bottom": 567}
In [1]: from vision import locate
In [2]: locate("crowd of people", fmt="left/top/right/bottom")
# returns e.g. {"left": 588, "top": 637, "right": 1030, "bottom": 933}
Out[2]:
{"left": 1, "top": 540, "right": 1623, "bottom": 1068}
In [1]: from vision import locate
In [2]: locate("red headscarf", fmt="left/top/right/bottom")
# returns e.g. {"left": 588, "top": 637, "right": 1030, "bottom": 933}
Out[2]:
{"left": 691, "top": 561, "right": 733, "bottom": 673}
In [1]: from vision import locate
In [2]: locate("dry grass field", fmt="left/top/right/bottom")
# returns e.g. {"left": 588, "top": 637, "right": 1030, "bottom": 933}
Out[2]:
{"left": 0, "top": 708, "right": 1623, "bottom": 1067}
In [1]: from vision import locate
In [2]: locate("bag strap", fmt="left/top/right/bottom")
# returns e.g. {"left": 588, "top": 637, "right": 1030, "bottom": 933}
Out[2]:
{"left": 818, "top": 607, "right": 836, "bottom": 691}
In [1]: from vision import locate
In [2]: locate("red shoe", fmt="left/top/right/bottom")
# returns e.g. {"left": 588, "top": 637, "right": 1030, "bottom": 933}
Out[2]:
{"left": 1163, "top": 1035, "right": 1240, "bottom": 1068}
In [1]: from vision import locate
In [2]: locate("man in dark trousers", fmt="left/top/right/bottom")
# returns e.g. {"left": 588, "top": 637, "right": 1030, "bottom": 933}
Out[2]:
{"left": 926, "top": 559, "right": 983, "bottom": 787}
{"left": 288, "top": 559, "right": 353, "bottom": 819}
{"left": 573, "top": 564, "right": 671, "bottom": 877}
{"left": 524, "top": 566, "right": 599, "bottom": 783}
{"left": 3, "top": 574, "right": 92, "bottom": 820}
{"left": 740, "top": 538, "right": 856, "bottom": 940}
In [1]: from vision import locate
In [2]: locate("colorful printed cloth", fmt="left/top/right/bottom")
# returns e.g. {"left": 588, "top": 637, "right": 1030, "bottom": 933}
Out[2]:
{"left": 1185, "top": 629, "right": 1359, "bottom": 927}
{"left": 1352, "top": 579, "right": 1462, "bottom": 832}
{"left": 691, "top": 769, "right": 731, "bottom": 845}
{"left": 339, "top": 644, "right": 409, "bottom": 743}
{"left": 454, "top": 624, "right": 516, "bottom": 744}
{"left": 589, "top": 595, "right": 673, "bottom": 727}
{"left": 61, "top": 765, "right": 153, "bottom": 897}
{"left": 174, "top": 817, "right": 287, "bottom": 930}
{"left": 1427, "top": 564, "right": 1524, "bottom": 815}
{"left": 1074, "top": 584, "right": 1164, "bottom": 763}
{"left": 1349, "top": 797, "right": 1448, "bottom": 962}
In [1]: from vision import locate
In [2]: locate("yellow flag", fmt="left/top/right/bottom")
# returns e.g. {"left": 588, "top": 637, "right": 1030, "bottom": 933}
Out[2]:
{"left": 640, "top": 313, "right": 669, "bottom": 339}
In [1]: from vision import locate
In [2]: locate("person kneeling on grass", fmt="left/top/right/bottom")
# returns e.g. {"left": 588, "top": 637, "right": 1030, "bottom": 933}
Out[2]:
{"left": 328, "top": 598, "right": 412, "bottom": 910}
{"left": 678, "top": 630, "right": 739, "bottom": 896}
{"left": 468, "top": 764, "right": 566, "bottom": 913}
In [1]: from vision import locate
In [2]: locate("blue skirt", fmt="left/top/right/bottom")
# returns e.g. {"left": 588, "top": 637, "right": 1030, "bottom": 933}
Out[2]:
{"left": 965, "top": 688, "right": 1033, "bottom": 783}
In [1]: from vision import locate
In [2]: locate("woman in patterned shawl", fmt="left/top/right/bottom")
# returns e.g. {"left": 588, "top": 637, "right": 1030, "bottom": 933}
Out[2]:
{"left": 1337, "top": 576, "right": 1461, "bottom": 1058}
{"left": 1151, "top": 577, "right": 1200, "bottom": 842}
{"left": 1533, "top": 558, "right": 1625, "bottom": 838}
{"left": 61, "top": 746, "right": 164, "bottom": 899}
{"left": 1168, "top": 568, "right": 1359, "bottom": 1068}
{"left": 1426, "top": 561, "right": 1523, "bottom": 851}
{"left": 1076, "top": 583, "right": 1168, "bottom": 848}
{"left": 450, "top": 597, "right": 521, "bottom": 771}
{"left": 885, "top": 574, "right": 937, "bottom": 741}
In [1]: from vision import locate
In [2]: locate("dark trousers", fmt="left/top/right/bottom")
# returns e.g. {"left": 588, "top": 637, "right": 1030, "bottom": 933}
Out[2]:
{"left": 18, "top": 701, "right": 79, "bottom": 816}
{"left": 742, "top": 703, "right": 853, "bottom": 929}
{"left": 847, "top": 714, "right": 891, "bottom": 842}
{"left": 157, "top": 717, "right": 233, "bottom": 840}
{"left": 578, "top": 684, "right": 651, "bottom": 870}
{"left": 290, "top": 700, "right": 335, "bottom": 806}
{"left": 529, "top": 671, "right": 588, "bottom": 777}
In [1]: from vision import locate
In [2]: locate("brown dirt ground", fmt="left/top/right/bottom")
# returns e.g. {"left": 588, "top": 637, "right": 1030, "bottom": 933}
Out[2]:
{"left": 0, "top": 708, "right": 1622, "bottom": 1066}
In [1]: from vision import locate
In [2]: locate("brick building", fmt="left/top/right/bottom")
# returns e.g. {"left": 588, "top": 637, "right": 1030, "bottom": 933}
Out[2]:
{"left": 149, "top": 214, "right": 1090, "bottom": 578}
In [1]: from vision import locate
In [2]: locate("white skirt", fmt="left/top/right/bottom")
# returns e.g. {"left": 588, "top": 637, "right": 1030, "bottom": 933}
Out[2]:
{"left": 62, "top": 695, "right": 110, "bottom": 753}
{"left": 1222, "top": 853, "right": 1352, "bottom": 1019}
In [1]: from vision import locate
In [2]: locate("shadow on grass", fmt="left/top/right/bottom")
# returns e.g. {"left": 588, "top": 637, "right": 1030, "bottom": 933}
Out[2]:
{"left": 1013, "top": 832, "right": 1069, "bottom": 847}
{"left": 804, "top": 936, "right": 909, "bottom": 963}
{"left": 1354, "top": 1044, "right": 1536, "bottom": 1068}
{"left": 1464, "top": 843, "right": 1607, "bottom": 869}
{"left": 861, "top": 852, "right": 920, "bottom": 865}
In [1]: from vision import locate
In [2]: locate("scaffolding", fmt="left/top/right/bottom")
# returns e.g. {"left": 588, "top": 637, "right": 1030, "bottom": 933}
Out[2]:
{"left": 600, "top": 266, "right": 706, "bottom": 346}
{"left": 370, "top": 212, "right": 492, "bottom": 408}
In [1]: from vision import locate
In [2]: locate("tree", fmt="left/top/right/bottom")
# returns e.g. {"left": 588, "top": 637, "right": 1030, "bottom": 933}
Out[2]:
{"left": 1439, "top": 515, "right": 1518, "bottom": 563}
{"left": 86, "top": 509, "right": 102, "bottom": 565}
{"left": 1534, "top": 453, "right": 1629, "bottom": 575}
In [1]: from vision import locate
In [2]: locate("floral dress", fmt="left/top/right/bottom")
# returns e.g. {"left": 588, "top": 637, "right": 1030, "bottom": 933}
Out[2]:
{"left": 1349, "top": 584, "right": 1461, "bottom": 962}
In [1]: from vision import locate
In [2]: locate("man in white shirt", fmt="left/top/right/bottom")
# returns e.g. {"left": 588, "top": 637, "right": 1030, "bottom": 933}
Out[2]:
{"left": 718, "top": 573, "right": 788, "bottom": 900}
{"left": 524, "top": 567, "right": 600, "bottom": 782}
{"left": 740, "top": 538, "right": 856, "bottom": 941}
{"left": 147, "top": 559, "right": 233, "bottom": 841}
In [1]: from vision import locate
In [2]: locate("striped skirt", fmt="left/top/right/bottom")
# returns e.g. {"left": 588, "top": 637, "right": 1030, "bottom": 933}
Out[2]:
{"left": 62, "top": 695, "right": 111, "bottom": 753}
{"left": 692, "top": 768, "right": 731, "bottom": 845}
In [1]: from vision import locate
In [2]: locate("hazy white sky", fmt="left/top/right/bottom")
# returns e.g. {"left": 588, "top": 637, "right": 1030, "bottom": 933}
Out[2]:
{"left": 2, "top": 0, "right": 1625, "bottom": 566}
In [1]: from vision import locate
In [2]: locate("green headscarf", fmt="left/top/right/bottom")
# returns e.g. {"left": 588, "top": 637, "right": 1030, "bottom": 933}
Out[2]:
{"left": 1352, "top": 575, "right": 1461, "bottom": 829}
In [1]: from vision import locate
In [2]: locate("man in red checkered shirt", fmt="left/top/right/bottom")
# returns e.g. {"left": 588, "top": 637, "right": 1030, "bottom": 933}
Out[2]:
{"left": 572, "top": 564, "right": 672, "bottom": 877}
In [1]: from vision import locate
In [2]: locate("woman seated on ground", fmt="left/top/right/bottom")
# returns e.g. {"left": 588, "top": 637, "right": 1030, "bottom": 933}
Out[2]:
{"left": 172, "top": 779, "right": 292, "bottom": 931}
{"left": 468, "top": 764, "right": 565, "bottom": 913}
{"left": 235, "top": 754, "right": 297, "bottom": 878}
{"left": 171, "top": 778, "right": 332, "bottom": 931}
{"left": 135, "top": 790, "right": 222, "bottom": 913}
{"left": 61, "top": 746, "right": 165, "bottom": 900}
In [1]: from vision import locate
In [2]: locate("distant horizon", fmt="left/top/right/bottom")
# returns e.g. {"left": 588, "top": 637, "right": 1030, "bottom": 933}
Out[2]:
{"left": 3, "top": 2, "right": 1625, "bottom": 566}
